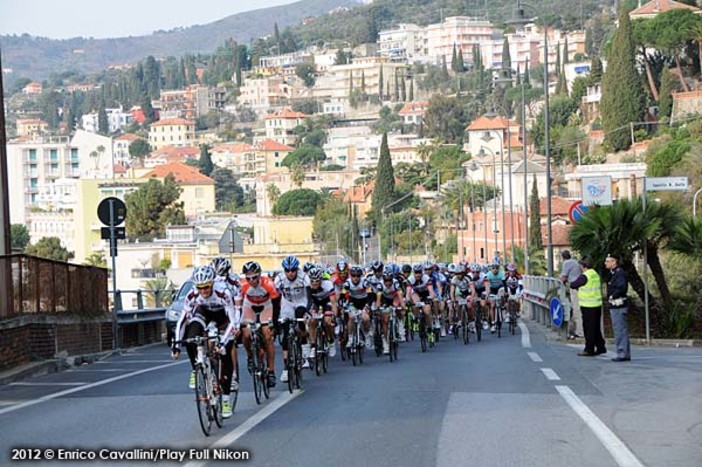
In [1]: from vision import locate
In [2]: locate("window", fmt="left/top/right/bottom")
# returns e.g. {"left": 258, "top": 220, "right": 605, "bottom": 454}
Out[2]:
{"left": 275, "top": 162, "right": 279, "bottom": 167}
{"left": 275, "top": 152, "right": 279, "bottom": 158}
{"left": 29, "top": 149, "right": 37, "bottom": 161}
{"left": 70, "top": 148, "right": 79, "bottom": 161}
{"left": 50, "top": 149, "right": 58, "bottom": 161}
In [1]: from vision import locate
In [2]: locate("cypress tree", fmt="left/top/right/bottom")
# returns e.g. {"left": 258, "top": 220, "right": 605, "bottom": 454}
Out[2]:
{"left": 589, "top": 56, "right": 603, "bottom": 84}
{"left": 563, "top": 37, "right": 569, "bottom": 64}
{"left": 501, "top": 37, "right": 511, "bottom": 76}
{"left": 555, "top": 63, "right": 568, "bottom": 95}
{"left": 451, "top": 44, "right": 458, "bottom": 72}
{"left": 349, "top": 70, "right": 354, "bottom": 96}
{"left": 400, "top": 74, "right": 406, "bottom": 101}
{"left": 601, "top": 7, "right": 645, "bottom": 151}
{"left": 409, "top": 78, "right": 414, "bottom": 101}
{"left": 199, "top": 144, "right": 214, "bottom": 176}
{"left": 523, "top": 57, "right": 530, "bottom": 86}
{"left": 98, "top": 105, "right": 109, "bottom": 135}
{"left": 529, "top": 174, "right": 543, "bottom": 252}
{"left": 457, "top": 48, "right": 465, "bottom": 72}
{"left": 379, "top": 66, "right": 384, "bottom": 100}
{"left": 371, "top": 132, "right": 395, "bottom": 219}
{"left": 394, "top": 69, "right": 400, "bottom": 101}
{"left": 554, "top": 41, "right": 561, "bottom": 80}
{"left": 361, "top": 70, "right": 366, "bottom": 94}
{"left": 658, "top": 66, "right": 676, "bottom": 125}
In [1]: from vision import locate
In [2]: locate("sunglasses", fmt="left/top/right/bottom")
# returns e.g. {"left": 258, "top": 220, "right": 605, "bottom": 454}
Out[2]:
{"left": 196, "top": 284, "right": 212, "bottom": 290}
{"left": 246, "top": 274, "right": 260, "bottom": 281}
{"left": 350, "top": 273, "right": 362, "bottom": 278}
{"left": 284, "top": 268, "right": 298, "bottom": 273}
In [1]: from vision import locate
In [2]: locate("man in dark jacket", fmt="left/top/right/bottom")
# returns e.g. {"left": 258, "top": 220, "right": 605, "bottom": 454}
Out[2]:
{"left": 605, "top": 254, "right": 630, "bottom": 362}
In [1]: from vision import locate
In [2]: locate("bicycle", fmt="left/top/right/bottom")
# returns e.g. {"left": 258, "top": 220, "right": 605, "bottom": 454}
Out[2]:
{"left": 246, "top": 313, "right": 271, "bottom": 405}
{"left": 415, "top": 302, "right": 429, "bottom": 353}
{"left": 489, "top": 294, "right": 504, "bottom": 338}
{"left": 386, "top": 306, "right": 399, "bottom": 362}
{"left": 455, "top": 297, "right": 470, "bottom": 345}
{"left": 346, "top": 306, "right": 365, "bottom": 366}
{"left": 507, "top": 294, "right": 518, "bottom": 335}
{"left": 373, "top": 307, "right": 384, "bottom": 358}
{"left": 280, "top": 318, "right": 304, "bottom": 393}
{"left": 473, "top": 297, "right": 483, "bottom": 342}
{"left": 404, "top": 301, "right": 416, "bottom": 341}
{"left": 178, "top": 331, "right": 223, "bottom": 437}
{"left": 337, "top": 314, "right": 347, "bottom": 362}
{"left": 314, "top": 310, "right": 329, "bottom": 376}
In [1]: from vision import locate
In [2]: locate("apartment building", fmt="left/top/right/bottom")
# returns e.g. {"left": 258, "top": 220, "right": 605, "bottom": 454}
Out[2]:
{"left": 160, "top": 85, "right": 226, "bottom": 119}
{"left": 264, "top": 108, "right": 307, "bottom": 146}
{"left": 425, "top": 17, "right": 495, "bottom": 66}
{"left": 148, "top": 118, "right": 196, "bottom": 150}
{"left": 211, "top": 142, "right": 255, "bottom": 173}
{"left": 112, "top": 133, "right": 141, "bottom": 166}
{"left": 15, "top": 119, "right": 48, "bottom": 138}
{"left": 81, "top": 107, "right": 133, "bottom": 134}
{"left": 238, "top": 76, "right": 293, "bottom": 111}
{"left": 378, "top": 23, "right": 428, "bottom": 63}
{"left": 328, "top": 56, "right": 408, "bottom": 101}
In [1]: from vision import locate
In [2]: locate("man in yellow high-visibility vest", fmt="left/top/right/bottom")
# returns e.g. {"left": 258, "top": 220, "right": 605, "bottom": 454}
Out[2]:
{"left": 568, "top": 256, "right": 606, "bottom": 356}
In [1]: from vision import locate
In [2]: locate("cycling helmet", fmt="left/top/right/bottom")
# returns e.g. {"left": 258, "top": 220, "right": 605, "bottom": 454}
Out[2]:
{"left": 370, "top": 260, "right": 384, "bottom": 272}
{"left": 412, "top": 263, "right": 423, "bottom": 273}
{"left": 336, "top": 258, "right": 349, "bottom": 272}
{"left": 401, "top": 264, "right": 412, "bottom": 275}
{"left": 350, "top": 265, "right": 364, "bottom": 277}
{"left": 192, "top": 265, "right": 216, "bottom": 286}
{"left": 455, "top": 263, "right": 466, "bottom": 274}
{"left": 382, "top": 270, "right": 394, "bottom": 281}
{"left": 506, "top": 262, "right": 517, "bottom": 272}
{"left": 210, "top": 257, "right": 231, "bottom": 276}
{"left": 438, "top": 262, "right": 447, "bottom": 272}
{"left": 302, "top": 261, "right": 315, "bottom": 273}
{"left": 423, "top": 260, "right": 434, "bottom": 270}
{"left": 470, "top": 263, "right": 482, "bottom": 273}
{"left": 490, "top": 261, "right": 500, "bottom": 269}
{"left": 242, "top": 261, "right": 261, "bottom": 275}
{"left": 447, "top": 263, "right": 457, "bottom": 274}
{"left": 308, "top": 267, "right": 323, "bottom": 281}
{"left": 282, "top": 255, "right": 300, "bottom": 271}
{"left": 388, "top": 263, "right": 400, "bottom": 276}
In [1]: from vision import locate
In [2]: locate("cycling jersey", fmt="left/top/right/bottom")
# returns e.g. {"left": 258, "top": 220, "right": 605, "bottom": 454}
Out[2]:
{"left": 274, "top": 272, "right": 310, "bottom": 305}
{"left": 343, "top": 277, "right": 373, "bottom": 309}
{"left": 366, "top": 273, "right": 384, "bottom": 294}
{"left": 175, "top": 287, "right": 238, "bottom": 349}
{"left": 214, "top": 274, "right": 240, "bottom": 299}
{"left": 451, "top": 275, "right": 472, "bottom": 297}
{"left": 428, "top": 271, "right": 447, "bottom": 298}
{"left": 309, "top": 279, "right": 335, "bottom": 309}
{"left": 379, "top": 279, "right": 403, "bottom": 301}
{"left": 239, "top": 276, "right": 280, "bottom": 305}
{"left": 469, "top": 272, "right": 486, "bottom": 293}
{"left": 407, "top": 274, "right": 433, "bottom": 299}
{"left": 485, "top": 270, "right": 506, "bottom": 294}
{"left": 505, "top": 273, "right": 523, "bottom": 294}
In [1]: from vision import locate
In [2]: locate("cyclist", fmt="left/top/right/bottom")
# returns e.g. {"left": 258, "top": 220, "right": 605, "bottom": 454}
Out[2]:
{"left": 504, "top": 262, "right": 523, "bottom": 320}
{"left": 406, "top": 263, "right": 436, "bottom": 337}
{"left": 342, "top": 265, "right": 375, "bottom": 350}
{"left": 211, "top": 257, "right": 241, "bottom": 397}
{"left": 237, "top": 261, "right": 280, "bottom": 388}
{"left": 425, "top": 261, "right": 447, "bottom": 336}
{"left": 366, "top": 260, "right": 385, "bottom": 295}
{"left": 375, "top": 269, "right": 406, "bottom": 351}
{"left": 331, "top": 259, "right": 351, "bottom": 298}
{"left": 308, "top": 267, "right": 338, "bottom": 358}
{"left": 172, "top": 265, "right": 239, "bottom": 418}
{"left": 468, "top": 263, "right": 488, "bottom": 331}
{"left": 274, "top": 255, "right": 312, "bottom": 381}
{"left": 450, "top": 263, "right": 474, "bottom": 333}
{"left": 485, "top": 261, "right": 506, "bottom": 333}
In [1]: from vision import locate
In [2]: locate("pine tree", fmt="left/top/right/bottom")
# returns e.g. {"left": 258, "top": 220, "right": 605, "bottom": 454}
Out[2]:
{"left": 658, "top": 66, "right": 676, "bottom": 125}
{"left": 601, "top": 7, "right": 645, "bottom": 151}
{"left": 378, "top": 66, "right": 384, "bottom": 100}
{"left": 371, "top": 132, "right": 395, "bottom": 220}
{"left": 529, "top": 174, "right": 543, "bottom": 252}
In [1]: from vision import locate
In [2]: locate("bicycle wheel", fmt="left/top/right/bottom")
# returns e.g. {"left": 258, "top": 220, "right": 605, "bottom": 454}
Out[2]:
{"left": 509, "top": 301, "right": 517, "bottom": 335}
{"left": 475, "top": 304, "right": 482, "bottom": 342}
{"left": 211, "top": 359, "right": 224, "bottom": 429}
{"left": 321, "top": 329, "right": 329, "bottom": 374}
{"left": 351, "top": 329, "right": 357, "bottom": 367}
{"left": 230, "top": 359, "right": 239, "bottom": 413}
{"left": 252, "top": 341, "right": 262, "bottom": 405}
{"left": 260, "top": 347, "right": 270, "bottom": 400}
{"left": 462, "top": 306, "right": 469, "bottom": 345}
{"left": 294, "top": 339, "right": 304, "bottom": 389}
{"left": 497, "top": 304, "right": 503, "bottom": 338}
{"left": 374, "top": 318, "right": 383, "bottom": 358}
{"left": 286, "top": 334, "right": 295, "bottom": 394}
{"left": 419, "top": 314, "right": 427, "bottom": 353}
{"left": 194, "top": 365, "right": 212, "bottom": 436}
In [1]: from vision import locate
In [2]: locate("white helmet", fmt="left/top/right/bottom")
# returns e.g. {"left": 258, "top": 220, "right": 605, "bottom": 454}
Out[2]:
{"left": 192, "top": 265, "right": 215, "bottom": 286}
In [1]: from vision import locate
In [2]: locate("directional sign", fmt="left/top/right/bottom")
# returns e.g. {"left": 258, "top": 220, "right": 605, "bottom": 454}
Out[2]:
{"left": 582, "top": 176, "right": 612, "bottom": 206}
{"left": 550, "top": 297, "right": 564, "bottom": 327}
{"left": 568, "top": 200, "right": 589, "bottom": 224}
{"left": 101, "top": 227, "right": 126, "bottom": 240}
{"left": 97, "top": 197, "right": 127, "bottom": 226}
{"left": 645, "top": 177, "right": 689, "bottom": 192}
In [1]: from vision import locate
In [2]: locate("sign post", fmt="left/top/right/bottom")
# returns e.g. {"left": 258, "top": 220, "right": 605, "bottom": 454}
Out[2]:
{"left": 550, "top": 297, "right": 564, "bottom": 329}
{"left": 641, "top": 176, "right": 689, "bottom": 343}
{"left": 98, "top": 197, "right": 127, "bottom": 349}
{"left": 568, "top": 200, "right": 589, "bottom": 224}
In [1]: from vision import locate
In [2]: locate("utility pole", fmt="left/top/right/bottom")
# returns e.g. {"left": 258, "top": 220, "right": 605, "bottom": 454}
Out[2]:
{"left": 0, "top": 49, "right": 13, "bottom": 317}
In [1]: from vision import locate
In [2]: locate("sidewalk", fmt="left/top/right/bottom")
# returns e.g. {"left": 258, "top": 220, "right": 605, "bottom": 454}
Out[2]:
{"left": 537, "top": 320, "right": 702, "bottom": 347}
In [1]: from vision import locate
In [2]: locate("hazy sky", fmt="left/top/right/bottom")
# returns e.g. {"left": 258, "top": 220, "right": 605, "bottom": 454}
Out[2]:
{"left": 0, "top": 0, "right": 300, "bottom": 39}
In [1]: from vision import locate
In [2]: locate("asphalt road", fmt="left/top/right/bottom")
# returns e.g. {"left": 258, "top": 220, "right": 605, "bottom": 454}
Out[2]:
{"left": 1, "top": 319, "right": 700, "bottom": 467}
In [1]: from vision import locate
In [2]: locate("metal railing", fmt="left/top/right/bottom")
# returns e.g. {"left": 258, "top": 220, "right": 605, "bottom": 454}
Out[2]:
{"left": 110, "top": 289, "right": 177, "bottom": 348}
{"left": 522, "top": 275, "right": 571, "bottom": 338}
{"left": 0, "top": 254, "right": 108, "bottom": 319}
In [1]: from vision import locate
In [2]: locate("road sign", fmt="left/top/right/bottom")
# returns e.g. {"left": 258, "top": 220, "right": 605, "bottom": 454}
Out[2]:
{"left": 582, "top": 176, "right": 612, "bottom": 206}
{"left": 97, "top": 197, "right": 127, "bottom": 226}
{"left": 645, "top": 177, "right": 689, "bottom": 191}
{"left": 550, "top": 297, "right": 564, "bottom": 327}
{"left": 101, "top": 227, "right": 126, "bottom": 240}
{"left": 568, "top": 200, "right": 589, "bottom": 224}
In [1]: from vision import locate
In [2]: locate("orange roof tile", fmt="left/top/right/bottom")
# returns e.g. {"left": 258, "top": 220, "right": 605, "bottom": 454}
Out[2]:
{"left": 142, "top": 162, "right": 213, "bottom": 184}
{"left": 115, "top": 133, "right": 140, "bottom": 141}
{"left": 398, "top": 101, "right": 429, "bottom": 116}
{"left": 16, "top": 119, "right": 46, "bottom": 125}
{"left": 466, "top": 114, "right": 519, "bottom": 131}
{"left": 256, "top": 139, "right": 295, "bottom": 152}
{"left": 149, "top": 145, "right": 200, "bottom": 160}
{"left": 343, "top": 184, "right": 373, "bottom": 203}
{"left": 150, "top": 117, "right": 195, "bottom": 127}
{"left": 539, "top": 196, "right": 572, "bottom": 217}
{"left": 630, "top": 0, "right": 700, "bottom": 18}
{"left": 265, "top": 108, "right": 307, "bottom": 120}
{"left": 212, "top": 142, "right": 254, "bottom": 153}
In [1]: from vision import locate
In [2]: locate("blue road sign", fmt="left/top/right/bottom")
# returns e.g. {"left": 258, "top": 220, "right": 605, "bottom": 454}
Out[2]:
{"left": 550, "top": 297, "right": 564, "bottom": 327}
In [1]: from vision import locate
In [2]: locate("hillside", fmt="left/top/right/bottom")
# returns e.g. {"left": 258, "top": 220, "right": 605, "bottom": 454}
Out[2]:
{"left": 0, "top": 0, "right": 357, "bottom": 81}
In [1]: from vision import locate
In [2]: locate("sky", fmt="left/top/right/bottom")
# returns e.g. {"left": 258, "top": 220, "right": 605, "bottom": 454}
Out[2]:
{"left": 0, "top": 0, "right": 301, "bottom": 39}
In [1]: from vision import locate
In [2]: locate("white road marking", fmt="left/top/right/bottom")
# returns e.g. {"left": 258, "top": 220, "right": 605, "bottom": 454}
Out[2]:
{"left": 518, "top": 322, "right": 531, "bottom": 348}
{"left": 71, "top": 369, "right": 129, "bottom": 372}
{"left": 10, "top": 382, "right": 86, "bottom": 386}
{"left": 0, "top": 400, "right": 25, "bottom": 406}
{"left": 556, "top": 385, "right": 644, "bottom": 467}
{"left": 184, "top": 390, "right": 303, "bottom": 467}
{"left": 96, "top": 360, "right": 174, "bottom": 364}
{"left": 0, "top": 360, "right": 186, "bottom": 416}
{"left": 527, "top": 352, "right": 543, "bottom": 362}
{"left": 540, "top": 368, "right": 561, "bottom": 381}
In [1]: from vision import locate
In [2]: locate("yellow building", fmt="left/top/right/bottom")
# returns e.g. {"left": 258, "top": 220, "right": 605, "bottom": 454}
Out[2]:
{"left": 256, "top": 139, "right": 294, "bottom": 175}
{"left": 16, "top": 119, "right": 49, "bottom": 137}
{"left": 148, "top": 117, "right": 196, "bottom": 150}
{"left": 142, "top": 163, "right": 215, "bottom": 217}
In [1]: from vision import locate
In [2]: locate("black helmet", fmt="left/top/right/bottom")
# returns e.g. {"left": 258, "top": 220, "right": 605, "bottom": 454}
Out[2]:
{"left": 242, "top": 261, "right": 261, "bottom": 275}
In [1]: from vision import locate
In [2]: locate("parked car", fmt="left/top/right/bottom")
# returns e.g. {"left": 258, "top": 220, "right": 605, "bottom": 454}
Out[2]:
{"left": 166, "top": 280, "right": 193, "bottom": 346}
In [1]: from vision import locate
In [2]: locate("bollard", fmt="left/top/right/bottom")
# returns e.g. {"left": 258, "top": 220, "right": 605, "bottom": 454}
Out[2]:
{"left": 114, "top": 290, "right": 123, "bottom": 312}
{"left": 154, "top": 289, "right": 161, "bottom": 308}
{"left": 136, "top": 290, "right": 144, "bottom": 310}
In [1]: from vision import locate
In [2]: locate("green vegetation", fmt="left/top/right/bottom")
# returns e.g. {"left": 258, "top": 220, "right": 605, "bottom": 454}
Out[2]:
{"left": 272, "top": 188, "right": 324, "bottom": 216}
{"left": 370, "top": 133, "right": 396, "bottom": 221}
{"left": 25, "top": 237, "right": 73, "bottom": 262}
{"left": 10, "top": 224, "right": 30, "bottom": 252}
{"left": 124, "top": 174, "right": 186, "bottom": 241}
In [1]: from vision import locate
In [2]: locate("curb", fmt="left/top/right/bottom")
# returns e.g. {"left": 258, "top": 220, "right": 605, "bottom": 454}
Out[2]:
{"left": 538, "top": 325, "right": 702, "bottom": 347}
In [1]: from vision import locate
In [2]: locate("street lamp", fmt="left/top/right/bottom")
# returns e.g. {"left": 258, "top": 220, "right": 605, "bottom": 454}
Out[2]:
{"left": 478, "top": 141, "right": 506, "bottom": 262}
{"left": 508, "top": 0, "right": 552, "bottom": 276}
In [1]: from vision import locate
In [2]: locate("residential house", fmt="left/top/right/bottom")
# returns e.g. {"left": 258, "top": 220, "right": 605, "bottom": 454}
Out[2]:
{"left": 143, "top": 145, "right": 200, "bottom": 168}
{"left": 142, "top": 162, "right": 215, "bottom": 217}
{"left": 160, "top": 85, "right": 226, "bottom": 119}
{"left": 264, "top": 108, "right": 307, "bottom": 146}
{"left": 344, "top": 182, "right": 374, "bottom": 219}
{"left": 255, "top": 139, "right": 294, "bottom": 175}
{"left": 378, "top": 23, "right": 428, "bottom": 63}
{"left": 398, "top": 101, "right": 429, "bottom": 125}
{"left": 148, "top": 118, "right": 196, "bottom": 150}
{"left": 465, "top": 114, "right": 522, "bottom": 168}
{"left": 629, "top": 0, "right": 701, "bottom": 20}
{"left": 81, "top": 107, "right": 133, "bottom": 133}
{"left": 15, "top": 119, "right": 48, "bottom": 138}
{"left": 237, "top": 76, "right": 294, "bottom": 111}
{"left": 112, "top": 133, "right": 141, "bottom": 166}
{"left": 211, "top": 142, "right": 255, "bottom": 173}
{"left": 22, "top": 82, "right": 43, "bottom": 95}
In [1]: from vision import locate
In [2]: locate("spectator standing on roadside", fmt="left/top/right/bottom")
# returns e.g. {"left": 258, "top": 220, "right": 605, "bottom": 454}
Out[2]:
{"left": 605, "top": 253, "right": 630, "bottom": 362}
{"left": 559, "top": 250, "right": 583, "bottom": 339}
{"left": 569, "top": 256, "right": 606, "bottom": 357}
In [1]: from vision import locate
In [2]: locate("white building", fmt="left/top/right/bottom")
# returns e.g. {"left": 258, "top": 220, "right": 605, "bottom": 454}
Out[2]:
{"left": 112, "top": 133, "right": 141, "bottom": 166}
{"left": 237, "top": 76, "right": 294, "bottom": 111}
{"left": 81, "top": 107, "right": 133, "bottom": 133}
{"left": 378, "top": 23, "right": 428, "bottom": 63}
{"left": 323, "top": 126, "right": 380, "bottom": 169}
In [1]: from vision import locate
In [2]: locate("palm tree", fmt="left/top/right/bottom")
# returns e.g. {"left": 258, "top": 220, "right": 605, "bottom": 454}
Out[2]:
{"left": 290, "top": 163, "right": 305, "bottom": 188}
{"left": 266, "top": 183, "right": 281, "bottom": 210}
{"left": 569, "top": 198, "right": 657, "bottom": 308}
{"left": 641, "top": 201, "right": 684, "bottom": 306}
{"left": 668, "top": 216, "right": 702, "bottom": 259}
{"left": 512, "top": 245, "right": 546, "bottom": 275}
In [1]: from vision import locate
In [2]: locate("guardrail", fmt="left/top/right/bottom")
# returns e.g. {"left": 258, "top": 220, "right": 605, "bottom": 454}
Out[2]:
{"left": 110, "top": 289, "right": 176, "bottom": 347}
{"left": 522, "top": 275, "right": 571, "bottom": 338}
